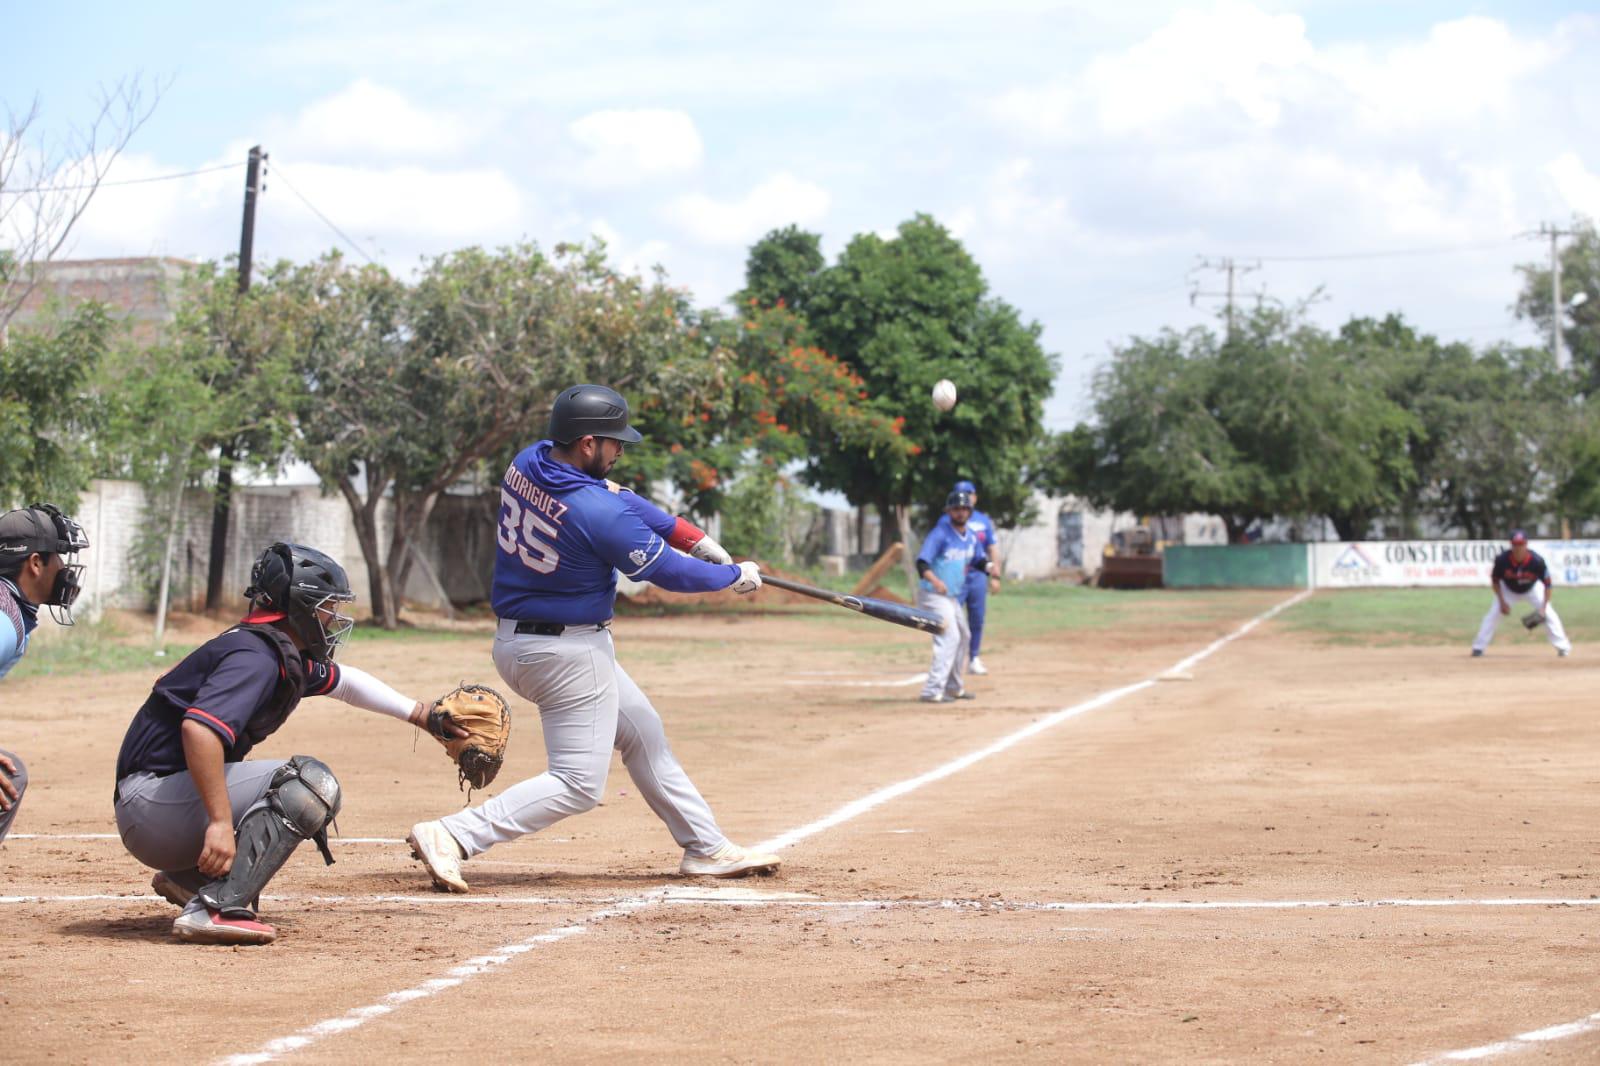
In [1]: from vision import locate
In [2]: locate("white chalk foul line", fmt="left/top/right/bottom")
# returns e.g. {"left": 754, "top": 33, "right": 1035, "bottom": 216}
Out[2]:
{"left": 757, "top": 589, "right": 1313, "bottom": 855}
{"left": 8, "top": 834, "right": 407, "bottom": 844}
{"left": 6, "top": 892, "right": 1600, "bottom": 911}
{"left": 220, "top": 589, "right": 1307, "bottom": 1066}
{"left": 1410, "top": 1010, "right": 1600, "bottom": 1064}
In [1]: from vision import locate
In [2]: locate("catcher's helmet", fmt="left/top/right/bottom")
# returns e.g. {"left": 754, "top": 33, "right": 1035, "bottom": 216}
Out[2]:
{"left": 547, "top": 384, "right": 644, "bottom": 445}
{"left": 0, "top": 503, "right": 89, "bottom": 623}
{"left": 945, "top": 490, "right": 976, "bottom": 511}
{"left": 245, "top": 542, "right": 355, "bottom": 663}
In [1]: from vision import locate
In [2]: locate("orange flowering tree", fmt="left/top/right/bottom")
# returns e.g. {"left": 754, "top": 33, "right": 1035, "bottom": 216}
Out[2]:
{"left": 624, "top": 302, "right": 913, "bottom": 525}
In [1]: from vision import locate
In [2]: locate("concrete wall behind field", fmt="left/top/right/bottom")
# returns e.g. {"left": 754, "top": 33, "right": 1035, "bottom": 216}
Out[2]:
{"left": 69, "top": 478, "right": 487, "bottom": 620}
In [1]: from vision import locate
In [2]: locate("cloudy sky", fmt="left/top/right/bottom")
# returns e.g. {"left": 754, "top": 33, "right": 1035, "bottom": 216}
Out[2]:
{"left": 5, "top": 1, "right": 1598, "bottom": 430}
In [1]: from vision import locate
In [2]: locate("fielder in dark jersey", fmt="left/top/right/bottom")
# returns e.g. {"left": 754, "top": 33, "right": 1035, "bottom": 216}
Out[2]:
{"left": 114, "top": 542, "right": 464, "bottom": 946}
{"left": 1471, "top": 530, "right": 1571, "bottom": 657}
{"left": 407, "top": 383, "right": 779, "bottom": 893}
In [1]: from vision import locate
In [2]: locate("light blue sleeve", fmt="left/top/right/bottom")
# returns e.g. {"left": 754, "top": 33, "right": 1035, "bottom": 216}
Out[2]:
{"left": 0, "top": 616, "right": 24, "bottom": 680}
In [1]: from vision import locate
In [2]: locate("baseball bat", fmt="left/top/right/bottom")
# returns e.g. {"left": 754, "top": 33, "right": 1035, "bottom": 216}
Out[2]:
{"left": 759, "top": 574, "right": 946, "bottom": 635}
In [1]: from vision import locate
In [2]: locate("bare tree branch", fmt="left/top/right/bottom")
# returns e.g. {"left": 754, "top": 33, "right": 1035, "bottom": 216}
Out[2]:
{"left": 0, "top": 75, "right": 166, "bottom": 335}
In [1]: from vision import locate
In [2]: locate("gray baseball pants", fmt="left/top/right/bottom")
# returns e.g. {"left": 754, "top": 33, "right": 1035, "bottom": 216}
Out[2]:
{"left": 438, "top": 621, "right": 728, "bottom": 859}
{"left": 918, "top": 589, "right": 970, "bottom": 700}
{"left": 0, "top": 749, "right": 26, "bottom": 845}
{"left": 114, "top": 759, "right": 285, "bottom": 894}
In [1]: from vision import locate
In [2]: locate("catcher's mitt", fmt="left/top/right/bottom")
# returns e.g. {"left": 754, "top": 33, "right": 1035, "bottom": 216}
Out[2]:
{"left": 1522, "top": 609, "right": 1547, "bottom": 631}
{"left": 428, "top": 683, "right": 511, "bottom": 793}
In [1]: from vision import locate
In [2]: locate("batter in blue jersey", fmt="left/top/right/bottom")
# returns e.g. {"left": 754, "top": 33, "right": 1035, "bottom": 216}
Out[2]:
{"left": 914, "top": 489, "right": 991, "bottom": 703}
{"left": 952, "top": 479, "right": 1003, "bottom": 675}
{"left": 408, "top": 384, "right": 782, "bottom": 890}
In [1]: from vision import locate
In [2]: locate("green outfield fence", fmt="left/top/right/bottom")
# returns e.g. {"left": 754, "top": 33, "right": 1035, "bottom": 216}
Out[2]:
{"left": 1162, "top": 544, "right": 1309, "bottom": 588}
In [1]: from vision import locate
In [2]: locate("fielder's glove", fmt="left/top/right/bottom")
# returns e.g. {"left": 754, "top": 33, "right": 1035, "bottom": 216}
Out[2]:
{"left": 427, "top": 683, "right": 512, "bottom": 794}
{"left": 1521, "top": 610, "right": 1547, "bottom": 631}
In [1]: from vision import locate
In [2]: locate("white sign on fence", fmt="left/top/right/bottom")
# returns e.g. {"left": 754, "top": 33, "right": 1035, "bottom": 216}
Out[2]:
{"left": 1311, "top": 540, "right": 1600, "bottom": 588}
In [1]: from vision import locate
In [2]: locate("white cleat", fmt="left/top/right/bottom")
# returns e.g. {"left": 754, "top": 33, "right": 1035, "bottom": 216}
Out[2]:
{"left": 408, "top": 821, "right": 468, "bottom": 893}
{"left": 680, "top": 842, "right": 782, "bottom": 879}
{"left": 968, "top": 656, "right": 988, "bottom": 675}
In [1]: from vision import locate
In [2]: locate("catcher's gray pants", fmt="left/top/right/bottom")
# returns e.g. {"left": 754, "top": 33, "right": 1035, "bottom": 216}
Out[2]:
{"left": 0, "top": 749, "right": 26, "bottom": 845}
{"left": 1472, "top": 583, "right": 1571, "bottom": 654}
{"left": 438, "top": 621, "right": 728, "bottom": 860}
{"left": 114, "top": 759, "right": 286, "bottom": 893}
{"left": 918, "top": 589, "right": 970, "bottom": 700}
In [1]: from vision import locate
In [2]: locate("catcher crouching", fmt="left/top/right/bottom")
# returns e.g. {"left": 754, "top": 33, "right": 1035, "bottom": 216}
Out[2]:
{"left": 112, "top": 542, "right": 479, "bottom": 946}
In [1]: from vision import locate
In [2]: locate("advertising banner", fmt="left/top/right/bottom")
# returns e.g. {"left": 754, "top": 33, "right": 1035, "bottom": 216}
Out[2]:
{"left": 1311, "top": 540, "right": 1600, "bottom": 588}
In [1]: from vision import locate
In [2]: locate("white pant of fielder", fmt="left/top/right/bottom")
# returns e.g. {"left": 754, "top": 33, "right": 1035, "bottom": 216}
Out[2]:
{"left": 918, "top": 589, "right": 971, "bottom": 700}
{"left": 438, "top": 621, "right": 729, "bottom": 859}
{"left": 1472, "top": 582, "right": 1571, "bottom": 655}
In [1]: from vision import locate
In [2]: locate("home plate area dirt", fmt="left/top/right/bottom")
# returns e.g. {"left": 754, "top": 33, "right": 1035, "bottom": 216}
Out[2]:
{"left": 4, "top": 591, "right": 1598, "bottom": 1063}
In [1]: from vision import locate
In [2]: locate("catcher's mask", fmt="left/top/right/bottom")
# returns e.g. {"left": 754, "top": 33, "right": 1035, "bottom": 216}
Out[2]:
{"left": 246, "top": 542, "right": 356, "bottom": 663}
{"left": 0, "top": 502, "right": 90, "bottom": 625}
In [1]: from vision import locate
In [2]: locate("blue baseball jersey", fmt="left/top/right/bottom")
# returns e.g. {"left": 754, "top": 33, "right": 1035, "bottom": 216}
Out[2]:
{"left": 1491, "top": 549, "right": 1549, "bottom": 594}
{"left": 0, "top": 577, "right": 38, "bottom": 680}
{"left": 917, "top": 515, "right": 987, "bottom": 603}
{"left": 114, "top": 619, "right": 341, "bottom": 779}
{"left": 965, "top": 510, "right": 996, "bottom": 578}
{"left": 492, "top": 440, "right": 739, "bottom": 625}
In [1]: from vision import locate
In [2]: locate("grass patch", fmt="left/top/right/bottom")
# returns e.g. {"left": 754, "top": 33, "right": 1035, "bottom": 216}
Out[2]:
{"left": 1282, "top": 587, "right": 1600, "bottom": 646}
{"left": 8, "top": 619, "right": 195, "bottom": 680}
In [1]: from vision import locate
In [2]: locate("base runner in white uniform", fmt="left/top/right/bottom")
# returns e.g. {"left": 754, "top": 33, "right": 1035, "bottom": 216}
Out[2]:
{"left": 1471, "top": 530, "right": 1571, "bottom": 657}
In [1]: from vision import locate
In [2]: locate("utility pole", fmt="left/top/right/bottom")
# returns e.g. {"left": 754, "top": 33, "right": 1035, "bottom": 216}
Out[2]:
{"left": 205, "top": 145, "right": 267, "bottom": 609}
{"left": 1521, "top": 222, "right": 1576, "bottom": 371}
{"left": 1190, "top": 256, "right": 1261, "bottom": 341}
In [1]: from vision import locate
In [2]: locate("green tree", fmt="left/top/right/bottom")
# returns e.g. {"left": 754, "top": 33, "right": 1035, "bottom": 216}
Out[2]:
{"left": 783, "top": 214, "right": 1055, "bottom": 548}
{"left": 628, "top": 303, "right": 913, "bottom": 527}
{"left": 1516, "top": 217, "right": 1600, "bottom": 392}
{"left": 736, "top": 225, "right": 825, "bottom": 315}
{"left": 287, "top": 242, "right": 711, "bottom": 627}
{"left": 1039, "top": 305, "right": 1418, "bottom": 541}
{"left": 0, "top": 300, "right": 111, "bottom": 505}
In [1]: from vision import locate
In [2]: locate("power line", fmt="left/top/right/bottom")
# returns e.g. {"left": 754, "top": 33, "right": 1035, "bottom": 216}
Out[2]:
{"left": 1227, "top": 239, "right": 1522, "bottom": 263}
{"left": 267, "top": 161, "right": 378, "bottom": 265}
{"left": 2, "top": 160, "right": 245, "bottom": 194}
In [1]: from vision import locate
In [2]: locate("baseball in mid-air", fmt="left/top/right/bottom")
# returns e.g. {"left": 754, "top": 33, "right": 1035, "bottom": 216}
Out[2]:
{"left": 932, "top": 379, "right": 958, "bottom": 412}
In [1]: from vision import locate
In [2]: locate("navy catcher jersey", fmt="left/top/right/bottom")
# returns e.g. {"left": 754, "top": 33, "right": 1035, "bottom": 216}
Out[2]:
{"left": 115, "top": 617, "right": 339, "bottom": 779}
{"left": 1491, "top": 549, "right": 1550, "bottom": 594}
{"left": 491, "top": 440, "right": 739, "bottom": 625}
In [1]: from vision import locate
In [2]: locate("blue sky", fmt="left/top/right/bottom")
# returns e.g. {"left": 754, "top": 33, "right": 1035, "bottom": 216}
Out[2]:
{"left": 5, "top": 2, "right": 1599, "bottom": 432}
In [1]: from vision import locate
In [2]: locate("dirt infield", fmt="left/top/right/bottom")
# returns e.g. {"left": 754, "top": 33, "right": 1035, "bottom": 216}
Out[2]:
{"left": 4, "top": 589, "right": 1599, "bottom": 1063}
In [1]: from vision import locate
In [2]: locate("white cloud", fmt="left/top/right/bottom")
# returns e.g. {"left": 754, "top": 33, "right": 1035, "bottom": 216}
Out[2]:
{"left": 569, "top": 109, "right": 703, "bottom": 188}
{"left": 285, "top": 79, "right": 478, "bottom": 160}
{"left": 1325, "top": 16, "right": 1558, "bottom": 133}
{"left": 667, "top": 173, "right": 831, "bottom": 246}
{"left": 589, "top": 218, "right": 672, "bottom": 277}
{"left": 1547, "top": 152, "right": 1600, "bottom": 218}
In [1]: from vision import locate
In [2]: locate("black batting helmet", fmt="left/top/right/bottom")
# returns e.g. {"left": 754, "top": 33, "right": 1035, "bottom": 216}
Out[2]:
{"left": 945, "top": 490, "right": 975, "bottom": 511}
{"left": 547, "top": 384, "right": 644, "bottom": 445}
{"left": 245, "top": 542, "right": 355, "bottom": 663}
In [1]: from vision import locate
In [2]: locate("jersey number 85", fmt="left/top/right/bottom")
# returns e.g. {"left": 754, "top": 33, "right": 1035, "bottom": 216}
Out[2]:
{"left": 498, "top": 489, "right": 560, "bottom": 573}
